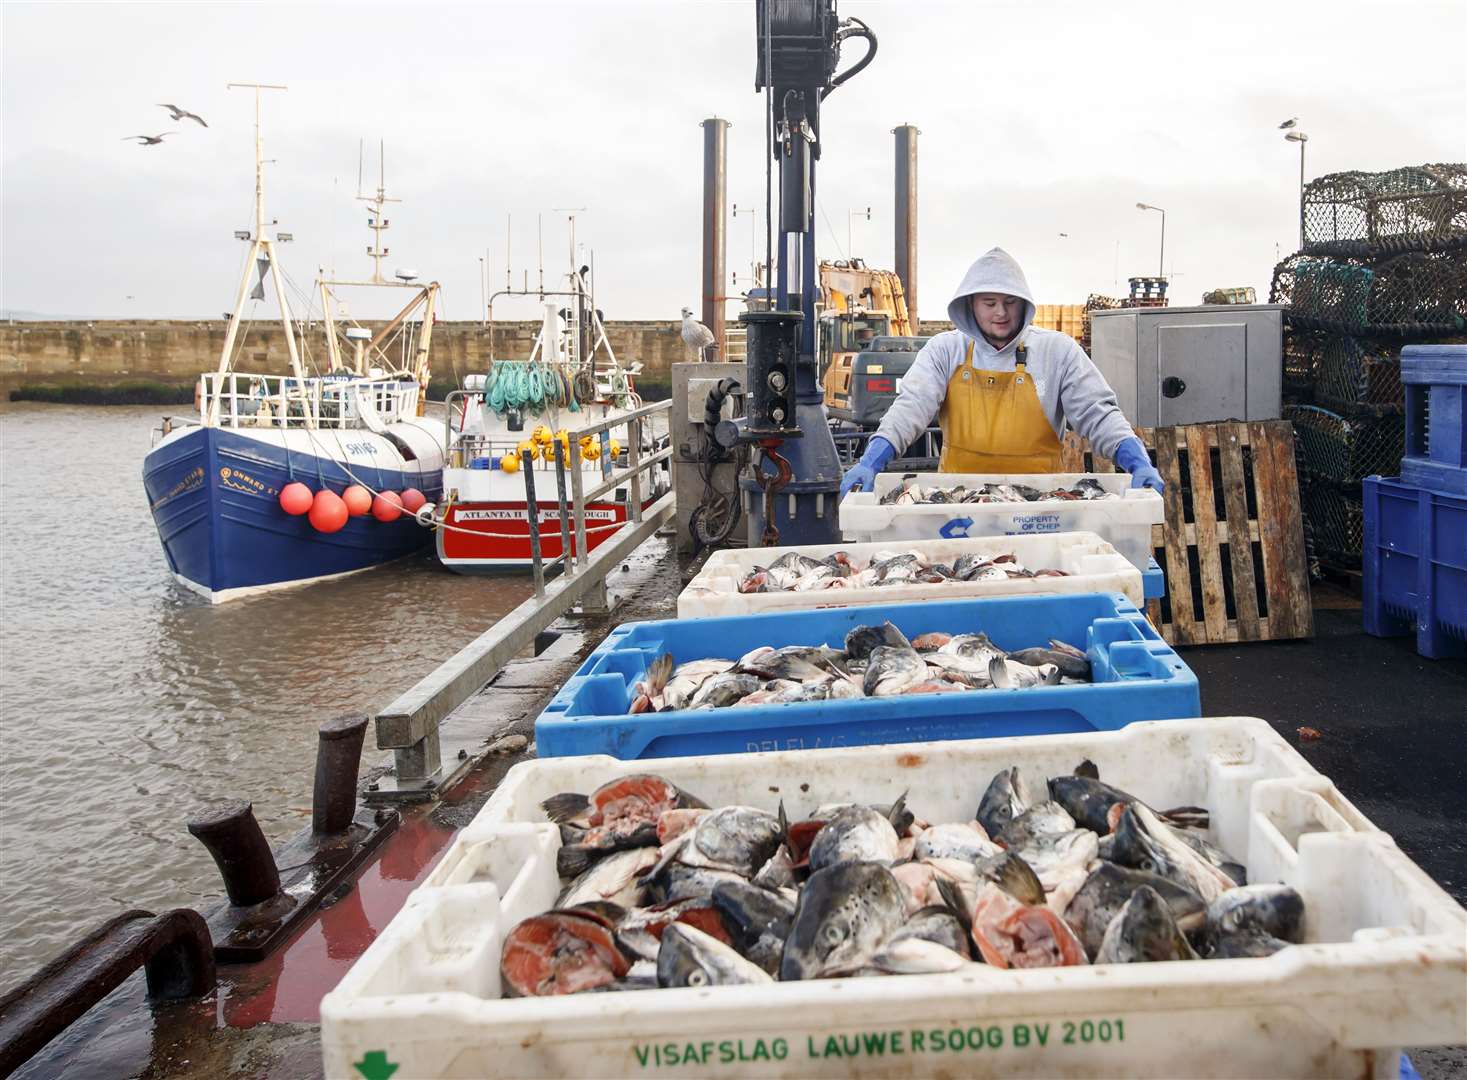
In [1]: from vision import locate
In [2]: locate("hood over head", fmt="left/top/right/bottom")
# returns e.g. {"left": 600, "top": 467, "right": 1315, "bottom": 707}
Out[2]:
{"left": 947, "top": 247, "right": 1036, "bottom": 347}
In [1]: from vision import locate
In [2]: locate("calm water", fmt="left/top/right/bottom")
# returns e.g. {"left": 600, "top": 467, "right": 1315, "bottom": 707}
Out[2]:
{"left": 0, "top": 404, "right": 535, "bottom": 991}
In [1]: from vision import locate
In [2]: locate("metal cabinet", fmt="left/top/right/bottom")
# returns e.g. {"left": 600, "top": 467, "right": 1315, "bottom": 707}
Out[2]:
{"left": 1089, "top": 305, "right": 1284, "bottom": 426}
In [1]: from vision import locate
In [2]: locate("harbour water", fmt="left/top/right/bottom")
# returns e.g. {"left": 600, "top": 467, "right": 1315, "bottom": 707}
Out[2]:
{"left": 0, "top": 404, "right": 535, "bottom": 992}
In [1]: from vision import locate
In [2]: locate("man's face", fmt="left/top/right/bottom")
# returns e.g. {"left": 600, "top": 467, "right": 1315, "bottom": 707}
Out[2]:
{"left": 971, "top": 293, "right": 1024, "bottom": 345}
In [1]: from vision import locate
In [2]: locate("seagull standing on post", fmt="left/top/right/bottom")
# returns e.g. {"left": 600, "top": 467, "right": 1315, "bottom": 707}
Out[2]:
{"left": 158, "top": 103, "right": 208, "bottom": 127}
{"left": 680, "top": 306, "right": 717, "bottom": 361}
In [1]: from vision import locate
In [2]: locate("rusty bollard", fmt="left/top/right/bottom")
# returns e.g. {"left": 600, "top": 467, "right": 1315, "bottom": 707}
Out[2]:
{"left": 187, "top": 801, "right": 282, "bottom": 908}
{"left": 313, "top": 714, "right": 369, "bottom": 836}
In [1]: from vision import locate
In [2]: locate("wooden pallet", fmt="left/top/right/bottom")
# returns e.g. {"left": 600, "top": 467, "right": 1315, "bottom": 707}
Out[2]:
{"left": 1060, "top": 420, "right": 1313, "bottom": 645}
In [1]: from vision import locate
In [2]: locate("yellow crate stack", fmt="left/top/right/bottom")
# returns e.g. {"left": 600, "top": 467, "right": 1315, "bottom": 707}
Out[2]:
{"left": 1033, "top": 303, "right": 1086, "bottom": 340}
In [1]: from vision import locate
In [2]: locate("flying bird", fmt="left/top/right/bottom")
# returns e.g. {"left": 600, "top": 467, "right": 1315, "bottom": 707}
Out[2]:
{"left": 680, "top": 307, "right": 717, "bottom": 360}
{"left": 1278, "top": 117, "right": 1298, "bottom": 130}
{"left": 123, "top": 132, "right": 177, "bottom": 146}
{"left": 158, "top": 103, "right": 207, "bottom": 127}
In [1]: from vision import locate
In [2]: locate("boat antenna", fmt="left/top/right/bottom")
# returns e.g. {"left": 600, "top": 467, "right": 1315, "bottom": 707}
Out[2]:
{"left": 537, "top": 212, "right": 544, "bottom": 297}
{"left": 357, "top": 137, "right": 399, "bottom": 284}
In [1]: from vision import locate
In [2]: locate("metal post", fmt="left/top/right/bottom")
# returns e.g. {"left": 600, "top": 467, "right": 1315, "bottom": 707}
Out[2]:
{"left": 628, "top": 418, "right": 644, "bottom": 523}
{"left": 701, "top": 117, "right": 729, "bottom": 361}
{"left": 186, "top": 801, "right": 281, "bottom": 908}
{"left": 1159, "top": 209, "right": 1166, "bottom": 279}
{"left": 1298, "top": 140, "right": 1306, "bottom": 251}
{"left": 312, "top": 714, "right": 368, "bottom": 836}
{"left": 569, "top": 439, "right": 589, "bottom": 571}
{"left": 894, "top": 124, "right": 919, "bottom": 321}
{"left": 522, "top": 449, "right": 544, "bottom": 597}
{"left": 553, "top": 441, "right": 573, "bottom": 572}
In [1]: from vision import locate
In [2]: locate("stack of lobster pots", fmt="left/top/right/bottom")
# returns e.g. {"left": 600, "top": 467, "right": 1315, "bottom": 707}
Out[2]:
{"left": 1271, "top": 162, "right": 1467, "bottom": 575}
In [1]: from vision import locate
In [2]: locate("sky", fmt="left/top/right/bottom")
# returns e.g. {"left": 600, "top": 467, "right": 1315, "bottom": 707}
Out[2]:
{"left": 2, "top": 0, "right": 1464, "bottom": 323}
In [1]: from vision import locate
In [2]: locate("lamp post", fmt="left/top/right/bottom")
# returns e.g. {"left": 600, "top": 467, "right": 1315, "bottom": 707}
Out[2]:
{"left": 1284, "top": 129, "right": 1309, "bottom": 250}
{"left": 1135, "top": 202, "right": 1165, "bottom": 278}
{"left": 847, "top": 206, "right": 871, "bottom": 259}
{"left": 478, "top": 255, "right": 486, "bottom": 327}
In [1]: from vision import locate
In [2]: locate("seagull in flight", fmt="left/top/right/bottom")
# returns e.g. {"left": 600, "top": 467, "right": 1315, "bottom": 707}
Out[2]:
{"left": 680, "top": 306, "right": 717, "bottom": 360}
{"left": 123, "top": 132, "right": 177, "bottom": 146}
{"left": 1278, "top": 117, "right": 1298, "bottom": 130}
{"left": 158, "top": 103, "right": 207, "bottom": 127}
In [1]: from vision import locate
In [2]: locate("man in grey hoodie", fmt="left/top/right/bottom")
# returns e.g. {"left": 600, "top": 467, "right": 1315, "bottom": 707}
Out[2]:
{"left": 840, "top": 247, "right": 1164, "bottom": 496}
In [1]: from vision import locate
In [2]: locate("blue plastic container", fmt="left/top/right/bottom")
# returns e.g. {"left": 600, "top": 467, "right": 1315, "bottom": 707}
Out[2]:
{"left": 536, "top": 592, "right": 1200, "bottom": 760}
{"left": 1400, "top": 344, "right": 1467, "bottom": 495}
{"left": 1362, "top": 475, "right": 1467, "bottom": 659}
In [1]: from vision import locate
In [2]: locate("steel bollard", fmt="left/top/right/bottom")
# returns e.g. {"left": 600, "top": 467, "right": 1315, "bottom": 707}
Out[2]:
{"left": 313, "top": 714, "right": 369, "bottom": 836}
{"left": 186, "top": 800, "right": 282, "bottom": 908}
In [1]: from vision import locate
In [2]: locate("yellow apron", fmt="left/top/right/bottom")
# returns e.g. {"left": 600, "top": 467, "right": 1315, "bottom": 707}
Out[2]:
{"left": 938, "top": 341, "right": 1063, "bottom": 473}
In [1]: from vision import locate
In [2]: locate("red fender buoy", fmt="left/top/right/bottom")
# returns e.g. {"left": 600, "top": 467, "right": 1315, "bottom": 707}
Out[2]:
{"left": 279, "top": 482, "right": 313, "bottom": 516}
{"left": 400, "top": 487, "right": 427, "bottom": 513}
{"left": 372, "top": 490, "right": 404, "bottom": 523}
{"left": 309, "top": 489, "right": 349, "bottom": 533}
{"left": 342, "top": 484, "right": 373, "bottom": 517}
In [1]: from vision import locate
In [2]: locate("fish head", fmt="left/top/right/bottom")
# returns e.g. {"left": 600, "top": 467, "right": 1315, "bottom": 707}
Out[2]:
{"left": 691, "top": 805, "right": 784, "bottom": 874}
{"left": 1098, "top": 884, "right": 1198, "bottom": 963}
{"left": 1206, "top": 883, "right": 1305, "bottom": 943}
{"left": 807, "top": 805, "right": 900, "bottom": 871}
{"left": 656, "top": 923, "right": 769, "bottom": 988}
{"left": 975, "top": 765, "right": 1034, "bottom": 837}
{"left": 780, "top": 862, "right": 906, "bottom": 980}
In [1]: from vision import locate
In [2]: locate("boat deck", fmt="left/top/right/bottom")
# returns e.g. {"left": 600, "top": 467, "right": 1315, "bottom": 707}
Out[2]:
{"left": 15, "top": 549, "right": 1467, "bottom": 1080}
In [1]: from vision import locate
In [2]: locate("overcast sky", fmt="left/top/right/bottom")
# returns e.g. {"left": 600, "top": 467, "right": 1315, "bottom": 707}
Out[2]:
{"left": 3, "top": 1, "right": 1464, "bottom": 323}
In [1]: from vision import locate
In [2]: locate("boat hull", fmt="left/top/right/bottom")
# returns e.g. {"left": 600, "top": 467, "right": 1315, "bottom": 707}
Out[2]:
{"left": 436, "top": 499, "right": 638, "bottom": 570}
{"left": 143, "top": 425, "right": 443, "bottom": 602}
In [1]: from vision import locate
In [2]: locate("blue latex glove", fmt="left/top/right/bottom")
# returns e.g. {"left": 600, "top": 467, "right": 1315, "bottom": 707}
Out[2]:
{"left": 1114, "top": 436, "right": 1165, "bottom": 493}
{"left": 840, "top": 436, "right": 896, "bottom": 499}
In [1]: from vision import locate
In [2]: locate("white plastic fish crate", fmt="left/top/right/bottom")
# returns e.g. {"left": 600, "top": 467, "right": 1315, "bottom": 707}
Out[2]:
{"left": 840, "top": 472, "right": 1165, "bottom": 570}
{"left": 321, "top": 719, "right": 1467, "bottom": 1079}
{"left": 677, "top": 530, "right": 1158, "bottom": 618}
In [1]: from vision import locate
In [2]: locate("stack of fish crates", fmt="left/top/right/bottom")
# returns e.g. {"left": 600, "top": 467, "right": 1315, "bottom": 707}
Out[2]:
{"left": 1271, "top": 162, "right": 1467, "bottom": 575}
{"left": 1362, "top": 344, "right": 1467, "bottom": 657}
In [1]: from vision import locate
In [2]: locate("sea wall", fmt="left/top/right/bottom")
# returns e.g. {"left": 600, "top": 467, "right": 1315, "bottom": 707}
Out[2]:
{"left": 0, "top": 318, "right": 956, "bottom": 401}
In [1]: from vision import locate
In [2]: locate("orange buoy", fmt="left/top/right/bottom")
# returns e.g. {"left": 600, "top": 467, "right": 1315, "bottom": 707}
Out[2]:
{"left": 342, "top": 484, "right": 373, "bottom": 517}
{"left": 279, "top": 482, "right": 313, "bottom": 516}
{"left": 400, "top": 487, "right": 427, "bottom": 513}
{"left": 309, "top": 489, "right": 349, "bottom": 533}
{"left": 372, "top": 490, "right": 404, "bottom": 522}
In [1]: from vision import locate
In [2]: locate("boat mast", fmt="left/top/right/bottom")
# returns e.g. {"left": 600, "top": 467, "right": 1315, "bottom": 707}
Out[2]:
{"left": 213, "top": 83, "right": 305, "bottom": 423}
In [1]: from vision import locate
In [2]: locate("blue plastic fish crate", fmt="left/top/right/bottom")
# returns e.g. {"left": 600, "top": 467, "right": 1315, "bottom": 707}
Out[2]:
{"left": 1400, "top": 344, "right": 1467, "bottom": 495}
{"left": 535, "top": 592, "right": 1200, "bottom": 760}
{"left": 1362, "top": 475, "right": 1467, "bottom": 659}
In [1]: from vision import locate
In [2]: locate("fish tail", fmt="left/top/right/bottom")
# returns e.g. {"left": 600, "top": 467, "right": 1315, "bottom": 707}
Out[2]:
{"left": 556, "top": 843, "right": 598, "bottom": 879}
{"left": 542, "top": 792, "right": 591, "bottom": 823}
{"left": 1074, "top": 759, "right": 1100, "bottom": 780}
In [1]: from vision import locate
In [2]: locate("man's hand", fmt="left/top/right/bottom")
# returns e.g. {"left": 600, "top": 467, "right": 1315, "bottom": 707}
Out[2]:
{"left": 1114, "top": 436, "right": 1165, "bottom": 494}
{"left": 839, "top": 435, "right": 896, "bottom": 499}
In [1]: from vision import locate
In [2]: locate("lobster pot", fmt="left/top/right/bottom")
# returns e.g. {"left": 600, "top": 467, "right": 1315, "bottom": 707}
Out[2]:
{"left": 1301, "top": 164, "right": 1467, "bottom": 257}
{"left": 1282, "top": 326, "right": 1327, "bottom": 406}
{"left": 1271, "top": 252, "right": 1467, "bottom": 338}
{"left": 1300, "top": 479, "right": 1365, "bottom": 567}
{"left": 1285, "top": 405, "right": 1405, "bottom": 487}
{"left": 1315, "top": 336, "right": 1404, "bottom": 414}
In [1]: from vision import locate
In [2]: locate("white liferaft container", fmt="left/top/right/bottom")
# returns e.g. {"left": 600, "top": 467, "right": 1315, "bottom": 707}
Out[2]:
{"left": 840, "top": 472, "right": 1165, "bottom": 570}
{"left": 677, "top": 530, "right": 1150, "bottom": 617}
{"left": 321, "top": 718, "right": 1467, "bottom": 1079}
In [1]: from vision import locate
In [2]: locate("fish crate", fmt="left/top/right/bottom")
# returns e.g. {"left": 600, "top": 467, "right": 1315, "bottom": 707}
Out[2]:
{"left": 838, "top": 473, "right": 1164, "bottom": 571}
{"left": 677, "top": 531, "right": 1164, "bottom": 618}
{"left": 1285, "top": 405, "right": 1405, "bottom": 488}
{"left": 1400, "top": 344, "right": 1467, "bottom": 495}
{"left": 319, "top": 718, "right": 1467, "bottom": 1080}
{"left": 1362, "top": 475, "right": 1467, "bottom": 659}
{"left": 534, "top": 592, "right": 1197, "bottom": 760}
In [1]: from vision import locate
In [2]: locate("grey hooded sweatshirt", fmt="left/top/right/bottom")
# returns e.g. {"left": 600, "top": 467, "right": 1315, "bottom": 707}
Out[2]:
{"left": 871, "top": 247, "right": 1135, "bottom": 459}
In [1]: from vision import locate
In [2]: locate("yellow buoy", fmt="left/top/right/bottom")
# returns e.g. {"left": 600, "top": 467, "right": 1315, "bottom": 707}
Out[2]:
{"left": 608, "top": 439, "right": 622, "bottom": 458}
{"left": 583, "top": 441, "right": 601, "bottom": 461}
{"left": 532, "top": 425, "right": 552, "bottom": 445}
{"left": 500, "top": 452, "right": 521, "bottom": 474}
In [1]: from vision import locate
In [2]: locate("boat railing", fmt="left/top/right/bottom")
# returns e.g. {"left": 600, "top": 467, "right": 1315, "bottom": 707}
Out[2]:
{"left": 519, "top": 398, "right": 673, "bottom": 598}
{"left": 200, "top": 371, "right": 420, "bottom": 430}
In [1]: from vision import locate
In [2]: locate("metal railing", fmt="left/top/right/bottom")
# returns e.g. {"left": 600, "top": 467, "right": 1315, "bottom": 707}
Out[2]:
{"left": 522, "top": 398, "right": 673, "bottom": 597}
{"left": 201, "top": 371, "right": 420, "bottom": 430}
{"left": 831, "top": 424, "right": 944, "bottom": 470}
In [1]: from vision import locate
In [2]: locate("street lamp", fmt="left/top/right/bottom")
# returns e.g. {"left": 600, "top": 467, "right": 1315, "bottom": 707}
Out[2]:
{"left": 847, "top": 206, "right": 871, "bottom": 259}
{"left": 1135, "top": 202, "right": 1165, "bottom": 278}
{"left": 1284, "top": 129, "right": 1309, "bottom": 250}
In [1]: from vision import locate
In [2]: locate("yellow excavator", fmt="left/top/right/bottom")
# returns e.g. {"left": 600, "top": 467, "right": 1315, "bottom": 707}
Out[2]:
{"left": 818, "top": 259, "right": 923, "bottom": 425}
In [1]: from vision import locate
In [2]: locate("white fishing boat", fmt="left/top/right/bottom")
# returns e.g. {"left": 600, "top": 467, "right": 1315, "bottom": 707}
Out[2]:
{"left": 142, "top": 84, "right": 445, "bottom": 602}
